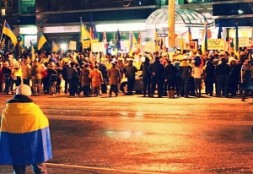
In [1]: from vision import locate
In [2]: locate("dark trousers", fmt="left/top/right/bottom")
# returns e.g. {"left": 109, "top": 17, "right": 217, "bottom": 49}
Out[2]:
{"left": 69, "top": 78, "right": 79, "bottom": 96}
{"left": 143, "top": 77, "right": 151, "bottom": 96}
{"left": 127, "top": 78, "right": 135, "bottom": 94}
{"left": 151, "top": 76, "right": 163, "bottom": 97}
{"left": 13, "top": 163, "right": 47, "bottom": 174}
{"left": 3, "top": 76, "right": 11, "bottom": 94}
{"left": 109, "top": 84, "right": 118, "bottom": 96}
{"left": 216, "top": 75, "right": 229, "bottom": 96}
{"left": 23, "top": 79, "right": 30, "bottom": 86}
{"left": 205, "top": 80, "right": 214, "bottom": 95}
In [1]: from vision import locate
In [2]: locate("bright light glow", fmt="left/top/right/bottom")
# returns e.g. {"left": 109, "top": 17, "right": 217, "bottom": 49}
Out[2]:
{"left": 1, "top": 9, "right": 5, "bottom": 16}
{"left": 238, "top": 10, "right": 244, "bottom": 14}
{"left": 96, "top": 23, "right": 146, "bottom": 32}
{"left": 60, "top": 43, "right": 68, "bottom": 51}
{"left": 20, "top": 26, "right": 38, "bottom": 34}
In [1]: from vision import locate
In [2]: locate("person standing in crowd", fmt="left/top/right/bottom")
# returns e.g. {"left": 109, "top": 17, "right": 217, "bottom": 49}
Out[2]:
{"left": 191, "top": 61, "right": 203, "bottom": 97}
{"left": 90, "top": 64, "right": 103, "bottom": 96}
{"left": 227, "top": 59, "right": 240, "bottom": 97}
{"left": 164, "top": 60, "right": 178, "bottom": 98}
{"left": 148, "top": 56, "right": 164, "bottom": 98}
{"left": 68, "top": 62, "right": 79, "bottom": 97}
{"left": 21, "top": 58, "right": 32, "bottom": 86}
{"left": 108, "top": 62, "right": 121, "bottom": 97}
{"left": 140, "top": 57, "right": 151, "bottom": 97}
{"left": 123, "top": 59, "right": 138, "bottom": 95}
{"left": 80, "top": 63, "right": 91, "bottom": 97}
{"left": 215, "top": 57, "right": 230, "bottom": 97}
{"left": 31, "top": 61, "right": 45, "bottom": 95}
{"left": 47, "top": 62, "right": 58, "bottom": 95}
{"left": 62, "top": 62, "right": 71, "bottom": 94}
{"left": 241, "top": 59, "right": 253, "bottom": 101}
{"left": 98, "top": 62, "right": 109, "bottom": 94}
{"left": 202, "top": 59, "right": 215, "bottom": 96}
{"left": 2, "top": 61, "right": 12, "bottom": 94}
{"left": 12, "top": 61, "right": 22, "bottom": 90}
{"left": 0, "top": 84, "right": 53, "bottom": 174}
{"left": 179, "top": 58, "right": 192, "bottom": 98}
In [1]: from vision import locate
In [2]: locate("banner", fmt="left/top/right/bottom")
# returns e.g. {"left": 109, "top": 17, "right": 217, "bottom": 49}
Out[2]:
{"left": 69, "top": 41, "right": 77, "bottom": 50}
{"left": 207, "top": 39, "right": 225, "bottom": 50}
{"left": 92, "top": 42, "right": 105, "bottom": 52}
{"left": 239, "top": 37, "right": 250, "bottom": 47}
{"left": 144, "top": 41, "right": 155, "bottom": 52}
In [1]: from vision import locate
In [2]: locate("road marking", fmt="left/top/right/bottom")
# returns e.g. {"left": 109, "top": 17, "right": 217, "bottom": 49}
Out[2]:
{"left": 46, "top": 163, "right": 166, "bottom": 174}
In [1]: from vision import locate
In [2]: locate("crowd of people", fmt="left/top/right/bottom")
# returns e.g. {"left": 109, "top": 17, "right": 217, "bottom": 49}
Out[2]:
{"left": 0, "top": 48, "right": 252, "bottom": 100}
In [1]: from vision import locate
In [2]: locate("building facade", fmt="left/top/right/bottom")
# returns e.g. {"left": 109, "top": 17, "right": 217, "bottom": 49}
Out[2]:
{"left": 0, "top": 0, "right": 252, "bottom": 50}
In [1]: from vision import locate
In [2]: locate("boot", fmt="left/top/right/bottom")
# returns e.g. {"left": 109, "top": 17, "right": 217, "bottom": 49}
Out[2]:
{"left": 170, "top": 90, "right": 175, "bottom": 98}
{"left": 167, "top": 91, "right": 171, "bottom": 98}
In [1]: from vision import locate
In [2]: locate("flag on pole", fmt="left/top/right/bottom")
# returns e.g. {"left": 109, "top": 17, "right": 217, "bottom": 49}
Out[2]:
{"left": 38, "top": 34, "right": 47, "bottom": 50}
{"left": 80, "top": 18, "right": 90, "bottom": 43}
{"left": 137, "top": 30, "right": 142, "bottom": 53}
{"left": 2, "top": 20, "right": 17, "bottom": 46}
{"left": 103, "top": 31, "right": 108, "bottom": 51}
{"left": 30, "top": 41, "right": 35, "bottom": 62}
{"left": 201, "top": 21, "right": 208, "bottom": 54}
{"left": 235, "top": 19, "right": 239, "bottom": 52}
{"left": 116, "top": 29, "right": 121, "bottom": 50}
{"left": 188, "top": 27, "right": 192, "bottom": 42}
{"left": 90, "top": 15, "right": 98, "bottom": 39}
{"left": 128, "top": 31, "right": 137, "bottom": 56}
{"left": 155, "top": 28, "right": 160, "bottom": 52}
{"left": 217, "top": 21, "right": 223, "bottom": 39}
{"left": 52, "top": 40, "right": 60, "bottom": 53}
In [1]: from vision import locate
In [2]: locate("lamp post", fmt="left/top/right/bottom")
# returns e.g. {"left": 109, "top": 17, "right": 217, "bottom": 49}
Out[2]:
{"left": 168, "top": 0, "right": 175, "bottom": 48}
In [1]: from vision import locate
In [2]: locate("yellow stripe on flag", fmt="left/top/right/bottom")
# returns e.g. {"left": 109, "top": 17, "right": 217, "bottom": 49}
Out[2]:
{"left": 2, "top": 20, "right": 17, "bottom": 46}
{"left": 38, "top": 35, "right": 47, "bottom": 50}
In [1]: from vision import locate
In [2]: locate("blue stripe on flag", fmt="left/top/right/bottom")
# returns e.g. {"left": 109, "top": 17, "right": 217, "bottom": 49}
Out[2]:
{"left": 0, "top": 127, "right": 52, "bottom": 165}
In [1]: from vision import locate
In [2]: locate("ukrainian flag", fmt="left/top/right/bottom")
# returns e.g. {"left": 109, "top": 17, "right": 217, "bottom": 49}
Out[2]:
{"left": 38, "top": 34, "right": 47, "bottom": 50}
{"left": 2, "top": 20, "right": 18, "bottom": 46}
{"left": 0, "top": 101, "right": 52, "bottom": 165}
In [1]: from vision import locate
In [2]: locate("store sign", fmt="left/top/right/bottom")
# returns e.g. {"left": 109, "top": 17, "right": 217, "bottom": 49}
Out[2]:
{"left": 207, "top": 39, "right": 225, "bottom": 50}
{"left": 239, "top": 37, "right": 251, "bottom": 47}
{"left": 44, "top": 26, "right": 80, "bottom": 33}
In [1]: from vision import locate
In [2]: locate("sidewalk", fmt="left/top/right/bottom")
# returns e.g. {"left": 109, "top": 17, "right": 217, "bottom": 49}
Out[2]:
{"left": 0, "top": 164, "right": 153, "bottom": 174}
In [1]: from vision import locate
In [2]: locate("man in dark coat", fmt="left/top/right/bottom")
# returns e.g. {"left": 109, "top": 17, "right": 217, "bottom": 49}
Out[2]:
{"left": 148, "top": 56, "right": 164, "bottom": 98}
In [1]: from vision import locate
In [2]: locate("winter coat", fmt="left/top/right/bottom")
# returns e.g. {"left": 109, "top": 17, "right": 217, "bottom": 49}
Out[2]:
{"left": 90, "top": 69, "right": 103, "bottom": 88}
{"left": 108, "top": 67, "right": 121, "bottom": 85}
{"left": 80, "top": 68, "right": 91, "bottom": 87}
{"left": 21, "top": 63, "right": 32, "bottom": 80}
{"left": 179, "top": 60, "right": 192, "bottom": 79}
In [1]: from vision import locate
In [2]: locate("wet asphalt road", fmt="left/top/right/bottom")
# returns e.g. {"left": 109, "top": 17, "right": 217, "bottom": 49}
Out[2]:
{"left": 0, "top": 94, "right": 253, "bottom": 174}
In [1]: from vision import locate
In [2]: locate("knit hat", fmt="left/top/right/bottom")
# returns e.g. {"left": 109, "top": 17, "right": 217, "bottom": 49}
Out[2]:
{"left": 16, "top": 84, "right": 32, "bottom": 96}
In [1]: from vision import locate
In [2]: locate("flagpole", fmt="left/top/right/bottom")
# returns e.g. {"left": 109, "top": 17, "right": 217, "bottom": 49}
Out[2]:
{"left": 168, "top": 0, "right": 175, "bottom": 48}
{"left": 0, "top": 20, "right": 6, "bottom": 43}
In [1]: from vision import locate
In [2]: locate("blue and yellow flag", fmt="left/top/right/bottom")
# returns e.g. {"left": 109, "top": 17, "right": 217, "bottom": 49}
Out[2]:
{"left": 38, "top": 34, "right": 47, "bottom": 50}
{"left": 129, "top": 31, "right": 137, "bottom": 56}
{"left": 80, "top": 18, "right": 90, "bottom": 42}
{"left": 0, "top": 99, "right": 53, "bottom": 165}
{"left": 2, "top": 20, "right": 18, "bottom": 46}
{"left": 116, "top": 29, "right": 121, "bottom": 50}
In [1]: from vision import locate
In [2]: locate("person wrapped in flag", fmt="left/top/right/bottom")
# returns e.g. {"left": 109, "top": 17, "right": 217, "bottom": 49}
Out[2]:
{"left": 0, "top": 84, "right": 53, "bottom": 174}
